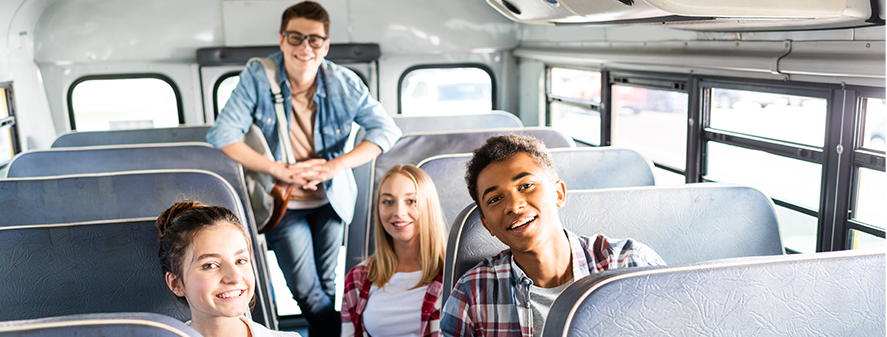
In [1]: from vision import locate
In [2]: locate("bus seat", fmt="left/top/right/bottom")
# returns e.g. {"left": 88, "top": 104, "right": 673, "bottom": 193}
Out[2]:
{"left": 0, "top": 312, "right": 201, "bottom": 337}
{"left": 350, "top": 111, "right": 523, "bottom": 236}
{"left": 544, "top": 248, "right": 885, "bottom": 337}
{"left": 3, "top": 144, "right": 275, "bottom": 327}
{"left": 352, "top": 111, "right": 523, "bottom": 144}
{"left": 1, "top": 170, "right": 241, "bottom": 225}
{"left": 0, "top": 218, "right": 188, "bottom": 321}
{"left": 51, "top": 125, "right": 212, "bottom": 148}
{"left": 6, "top": 144, "right": 251, "bottom": 228}
{"left": 443, "top": 184, "right": 783, "bottom": 305}
{"left": 0, "top": 170, "right": 273, "bottom": 327}
{"left": 346, "top": 127, "right": 574, "bottom": 273}
{"left": 418, "top": 147, "right": 656, "bottom": 226}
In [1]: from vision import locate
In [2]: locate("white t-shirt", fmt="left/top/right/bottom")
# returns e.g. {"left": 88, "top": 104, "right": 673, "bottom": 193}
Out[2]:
{"left": 362, "top": 270, "right": 428, "bottom": 337}
{"left": 529, "top": 279, "right": 573, "bottom": 337}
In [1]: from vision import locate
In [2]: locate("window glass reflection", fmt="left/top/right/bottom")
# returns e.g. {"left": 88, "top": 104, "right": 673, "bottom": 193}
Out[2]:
{"left": 710, "top": 89, "right": 827, "bottom": 147}
{"left": 550, "top": 68, "right": 601, "bottom": 103}
{"left": 861, "top": 97, "right": 886, "bottom": 151}
{"left": 612, "top": 85, "right": 688, "bottom": 170}
{"left": 71, "top": 78, "right": 179, "bottom": 131}
{"left": 399, "top": 67, "right": 492, "bottom": 116}
{"left": 705, "top": 142, "right": 821, "bottom": 210}
{"left": 550, "top": 101, "right": 600, "bottom": 146}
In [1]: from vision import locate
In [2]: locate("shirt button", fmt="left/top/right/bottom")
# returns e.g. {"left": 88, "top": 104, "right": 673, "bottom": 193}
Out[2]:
{"left": 336, "top": 129, "right": 341, "bottom": 133}
{"left": 267, "top": 118, "right": 272, "bottom": 124}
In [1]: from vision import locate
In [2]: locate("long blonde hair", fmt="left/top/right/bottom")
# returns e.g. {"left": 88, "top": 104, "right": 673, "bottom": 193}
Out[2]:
{"left": 367, "top": 164, "right": 447, "bottom": 289}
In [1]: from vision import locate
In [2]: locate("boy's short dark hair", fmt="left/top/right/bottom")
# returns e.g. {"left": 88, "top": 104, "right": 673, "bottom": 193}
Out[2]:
{"left": 280, "top": 1, "right": 330, "bottom": 35}
{"left": 465, "top": 134, "right": 558, "bottom": 212}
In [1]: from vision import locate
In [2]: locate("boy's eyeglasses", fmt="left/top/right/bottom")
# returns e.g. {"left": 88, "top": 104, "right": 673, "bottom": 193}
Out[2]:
{"left": 282, "top": 31, "right": 328, "bottom": 49}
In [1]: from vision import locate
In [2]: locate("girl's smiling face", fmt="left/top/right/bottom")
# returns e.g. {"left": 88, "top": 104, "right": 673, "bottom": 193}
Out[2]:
{"left": 378, "top": 173, "right": 421, "bottom": 246}
{"left": 166, "top": 223, "right": 255, "bottom": 321}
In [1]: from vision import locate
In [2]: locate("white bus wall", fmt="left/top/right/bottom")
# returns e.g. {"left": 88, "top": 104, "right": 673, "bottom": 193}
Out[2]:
{"left": 2, "top": 0, "right": 884, "bottom": 149}
{"left": 2, "top": 0, "right": 58, "bottom": 151}
{"left": 6, "top": 0, "right": 519, "bottom": 151}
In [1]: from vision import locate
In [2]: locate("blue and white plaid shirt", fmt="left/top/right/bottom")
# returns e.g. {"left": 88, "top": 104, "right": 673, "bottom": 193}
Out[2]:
{"left": 441, "top": 230, "right": 665, "bottom": 337}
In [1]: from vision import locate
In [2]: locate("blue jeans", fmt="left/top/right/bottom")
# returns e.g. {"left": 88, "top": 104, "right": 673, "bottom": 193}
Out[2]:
{"left": 266, "top": 203, "right": 343, "bottom": 336}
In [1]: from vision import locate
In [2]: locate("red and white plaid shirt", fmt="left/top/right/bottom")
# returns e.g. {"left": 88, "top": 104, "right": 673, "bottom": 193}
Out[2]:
{"left": 341, "top": 262, "right": 443, "bottom": 337}
{"left": 440, "top": 230, "right": 665, "bottom": 337}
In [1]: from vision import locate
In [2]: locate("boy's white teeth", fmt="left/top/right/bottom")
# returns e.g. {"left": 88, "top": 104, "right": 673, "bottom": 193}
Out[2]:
{"left": 218, "top": 290, "right": 242, "bottom": 298}
{"left": 509, "top": 216, "right": 535, "bottom": 230}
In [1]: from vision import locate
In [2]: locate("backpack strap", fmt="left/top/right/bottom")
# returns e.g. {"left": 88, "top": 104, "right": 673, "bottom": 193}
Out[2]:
{"left": 249, "top": 57, "right": 296, "bottom": 165}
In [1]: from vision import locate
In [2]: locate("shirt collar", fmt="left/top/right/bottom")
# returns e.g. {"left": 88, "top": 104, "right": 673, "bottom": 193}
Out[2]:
{"left": 278, "top": 57, "right": 328, "bottom": 99}
{"left": 509, "top": 229, "right": 587, "bottom": 285}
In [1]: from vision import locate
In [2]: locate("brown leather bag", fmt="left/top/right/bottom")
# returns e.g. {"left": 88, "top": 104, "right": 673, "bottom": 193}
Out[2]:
{"left": 267, "top": 182, "right": 295, "bottom": 232}
{"left": 243, "top": 57, "right": 299, "bottom": 234}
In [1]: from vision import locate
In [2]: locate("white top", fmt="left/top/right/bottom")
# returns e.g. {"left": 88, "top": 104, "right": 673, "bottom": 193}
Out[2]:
{"left": 185, "top": 317, "right": 301, "bottom": 337}
{"left": 529, "top": 279, "right": 573, "bottom": 337}
{"left": 363, "top": 270, "right": 428, "bottom": 337}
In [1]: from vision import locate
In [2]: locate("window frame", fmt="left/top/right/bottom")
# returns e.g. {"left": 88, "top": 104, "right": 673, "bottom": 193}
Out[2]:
{"left": 545, "top": 66, "right": 607, "bottom": 146}
{"left": 543, "top": 66, "right": 886, "bottom": 253}
{"left": 66, "top": 73, "right": 184, "bottom": 130}
{"left": 396, "top": 63, "right": 497, "bottom": 115}
{"left": 609, "top": 71, "right": 690, "bottom": 178}
{"left": 212, "top": 71, "right": 242, "bottom": 119}
{"left": 0, "top": 81, "right": 21, "bottom": 167}
{"left": 843, "top": 85, "right": 886, "bottom": 247}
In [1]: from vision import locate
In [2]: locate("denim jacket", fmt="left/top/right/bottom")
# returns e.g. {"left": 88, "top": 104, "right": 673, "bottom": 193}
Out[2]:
{"left": 207, "top": 51, "right": 401, "bottom": 223}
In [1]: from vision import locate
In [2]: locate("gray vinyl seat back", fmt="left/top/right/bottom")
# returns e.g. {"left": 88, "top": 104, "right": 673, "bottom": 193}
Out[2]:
{"left": 443, "top": 183, "right": 783, "bottom": 304}
{"left": 6, "top": 144, "right": 251, "bottom": 227}
{"left": 346, "top": 127, "right": 574, "bottom": 273}
{"left": 418, "top": 147, "right": 655, "bottom": 226}
{"left": 348, "top": 112, "right": 522, "bottom": 263}
{"left": 352, "top": 111, "right": 522, "bottom": 143}
{"left": 0, "top": 170, "right": 243, "bottom": 226}
{"left": 0, "top": 312, "right": 202, "bottom": 337}
{"left": 4, "top": 149, "right": 276, "bottom": 328}
{"left": 544, "top": 249, "right": 885, "bottom": 337}
{"left": 0, "top": 218, "right": 189, "bottom": 322}
{"left": 0, "top": 171, "right": 243, "bottom": 322}
{"left": 51, "top": 126, "right": 212, "bottom": 148}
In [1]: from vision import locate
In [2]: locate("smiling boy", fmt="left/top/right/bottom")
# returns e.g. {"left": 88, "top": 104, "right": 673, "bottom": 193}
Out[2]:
{"left": 440, "top": 134, "right": 665, "bottom": 337}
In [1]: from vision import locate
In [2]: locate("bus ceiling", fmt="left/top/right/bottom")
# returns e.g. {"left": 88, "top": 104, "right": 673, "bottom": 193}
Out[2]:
{"left": 488, "top": 0, "right": 885, "bottom": 31}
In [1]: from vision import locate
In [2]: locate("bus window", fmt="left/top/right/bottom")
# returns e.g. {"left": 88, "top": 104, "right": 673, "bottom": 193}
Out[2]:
{"left": 611, "top": 85, "right": 688, "bottom": 182}
{"left": 710, "top": 89, "right": 827, "bottom": 147}
{"left": 853, "top": 167, "right": 885, "bottom": 229}
{"left": 69, "top": 76, "right": 181, "bottom": 131}
{"left": 861, "top": 98, "right": 886, "bottom": 152}
{"left": 399, "top": 66, "right": 493, "bottom": 115}
{"left": 0, "top": 84, "right": 19, "bottom": 166}
{"left": 849, "top": 96, "right": 886, "bottom": 249}
{"left": 215, "top": 74, "right": 240, "bottom": 118}
{"left": 548, "top": 67, "right": 601, "bottom": 146}
{"left": 705, "top": 142, "right": 822, "bottom": 252}
{"left": 850, "top": 229, "right": 884, "bottom": 249}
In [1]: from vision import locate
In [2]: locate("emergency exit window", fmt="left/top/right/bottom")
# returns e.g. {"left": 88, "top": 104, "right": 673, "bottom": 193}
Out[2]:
{"left": 399, "top": 66, "right": 493, "bottom": 115}
{"left": 69, "top": 75, "right": 182, "bottom": 131}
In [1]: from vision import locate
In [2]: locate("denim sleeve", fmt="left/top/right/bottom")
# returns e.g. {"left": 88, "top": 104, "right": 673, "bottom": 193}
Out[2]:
{"left": 206, "top": 63, "right": 261, "bottom": 149}
{"left": 347, "top": 77, "right": 401, "bottom": 153}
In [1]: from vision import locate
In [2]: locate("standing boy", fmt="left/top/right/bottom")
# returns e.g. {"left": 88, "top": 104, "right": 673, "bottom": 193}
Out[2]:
{"left": 207, "top": 2, "right": 401, "bottom": 335}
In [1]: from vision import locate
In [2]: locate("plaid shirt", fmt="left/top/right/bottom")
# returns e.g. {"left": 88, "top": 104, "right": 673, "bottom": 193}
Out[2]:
{"left": 440, "top": 230, "right": 665, "bottom": 337}
{"left": 341, "top": 262, "right": 443, "bottom": 337}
